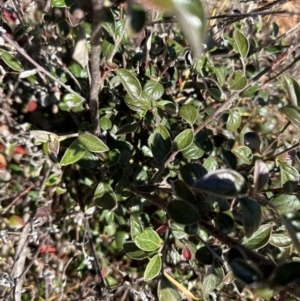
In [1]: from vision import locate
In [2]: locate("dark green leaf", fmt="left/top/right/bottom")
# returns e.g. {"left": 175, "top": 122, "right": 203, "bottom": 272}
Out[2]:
{"left": 172, "top": 129, "right": 194, "bottom": 151}
{"left": 239, "top": 198, "right": 262, "bottom": 237}
{"left": 180, "top": 163, "right": 207, "bottom": 186}
{"left": 144, "top": 254, "right": 162, "bottom": 281}
{"left": 228, "top": 70, "right": 247, "bottom": 90}
{"left": 270, "top": 262, "right": 300, "bottom": 286}
{"left": 116, "top": 68, "right": 142, "bottom": 99}
{"left": 195, "top": 245, "right": 222, "bottom": 265}
{"left": 116, "top": 122, "right": 139, "bottom": 135}
{"left": 148, "top": 125, "right": 171, "bottom": 163}
{"left": 134, "top": 228, "right": 163, "bottom": 252}
{"left": 280, "top": 105, "right": 300, "bottom": 130}
{"left": 94, "top": 182, "right": 117, "bottom": 210}
{"left": 167, "top": 199, "right": 200, "bottom": 225}
{"left": 230, "top": 258, "right": 263, "bottom": 284}
{"left": 157, "top": 100, "right": 178, "bottom": 115}
{"left": 171, "top": 179, "right": 197, "bottom": 204}
{"left": 216, "top": 212, "right": 234, "bottom": 234}
{"left": 253, "top": 160, "right": 269, "bottom": 193}
{"left": 129, "top": 4, "right": 146, "bottom": 33}
{"left": 60, "top": 139, "right": 86, "bottom": 166}
{"left": 194, "top": 169, "right": 248, "bottom": 197}
{"left": 105, "top": 149, "right": 120, "bottom": 166}
{"left": 244, "top": 132, "right": 261, "bottom": 152}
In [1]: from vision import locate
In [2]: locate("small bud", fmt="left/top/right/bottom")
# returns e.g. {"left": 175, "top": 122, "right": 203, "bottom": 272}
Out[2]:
{"left": 182, "top": 247, "right": 192, "bottom": 261}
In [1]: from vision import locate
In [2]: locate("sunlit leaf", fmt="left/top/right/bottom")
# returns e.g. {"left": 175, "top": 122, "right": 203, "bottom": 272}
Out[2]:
{"left": 144, "top": 254, "right": 162, "bottom": 281}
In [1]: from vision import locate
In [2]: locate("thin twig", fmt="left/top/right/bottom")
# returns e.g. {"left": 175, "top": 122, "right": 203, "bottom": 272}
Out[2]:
{"left": 2, "top": 184, "right": 35, "bottom": 214}
{"left": 150, "top": 42, "right": 300, "bottom": 184}
{"left": 89, "top": 0, "right": 105, "bottom": 135}
{"left": 0, "top": 33, "right": 85, "bottom": 103}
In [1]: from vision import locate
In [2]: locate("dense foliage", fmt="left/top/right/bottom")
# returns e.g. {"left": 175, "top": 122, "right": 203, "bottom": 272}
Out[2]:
{"left": 1, "top": 0, "right": 300, "bottom": 300}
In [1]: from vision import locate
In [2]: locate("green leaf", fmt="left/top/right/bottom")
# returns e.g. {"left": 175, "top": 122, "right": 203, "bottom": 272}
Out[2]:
{"left": 94, "top": 182, "right": 117, "bottom": 210}
{"left": 144, "top": 254, "right": 162, "bottom": 281}
{"left": 172, "top": 129, "right": 194, "bottom": 151}
{"left": 148, "top": 125, "right": 172, "bottom": 163}
{"left": 233, "top": 146, "right": 253, "bottom": 164}
{"left": 167, "top": 199, "right": 200, "bottom": 225}
{"left": 272, "top": 194, "right": 300, "bottom": 214}
{"left": 239, "top": 198, "right": 262, "bottom": 238}
{"left": 134, "top": 228, "right": 163, "bottom": 252}
{"left": 157, "top": 100, "right": 178, "bottom": 115}
{"left": 228, "top": 70, "right": 247, "bottom": 90}
{"left": 194, "top": 169, "right": 248, "bottom": 197}
{"left": 233, "top": 29, "right": 249, "bottom": 58}
{"left": 144, "top": 79, "right": 164, "bottom": 101}
{"left": 31, "top": 130, "right": 53, "bottom": 143}
{"left": 158, "top": 276, "right": 181, "bottom": 301}
{"left": 243, "top": 224, "right": 272, "bottom": 250}
{"left": 1, "top": 50, "right": 23, "bottom": 72}
{"left": 116, "top": 122, "right": 139, "bottom": 135}
{"left": 202, "top": 262, "right": 224, "bottom": 296}
{"left": 124, "top": 92, "right": 151, "bottom": 112}
{"left": 60, "top": 139, "right": 86, "bottom": 166}
{"left": 282, "top": 75, "right": 300, "bottom": 107}
{"left": 279, "top": 162, "right": 299, "bottom": 193}
{"left": 51, "top": 0, "right": 66, "bottom": 7}
{"left": 230, "top": 258, "right": 263, "bottom": 284}
{"left": 203, "top": 156, "right": 218, "bottom": 172}
{"left": 100, "top": 117, "right": 112, "bottom": 131}
{"left": 214, "top": 67, "right": 225, "bottom": 87}
{"left": 216, "top": 212, "right": 234, "bottom": 234}
{"left": 269, "top": 233, "right": 293, "bottom": 248}
{"left": 195, "top": 245, "right": 222, "bottom": 265}
{"left": 253, "top": 159, "right": 269, "bottom": 193}
{"left": 182, "top": 142, "right": 204, "bottom": 160}
{"left": 78, "top": 132, "right": 109, "bottom": 153}
{"left": 105, "top": 149, "right": 120, "bottom": 166}
{"left": 116, "top": 68, "right": 142, "bottom": 100}
{"left": 244, "top": 132, "right": 261, "bottom": 152}
{"left": 130, "top": 214, "right": 143, "bottom": 239}
{"left": 180, "top": 105, "right": 198, "bottom": 125}
{"left": 280, "top": 105, "right": 300, "bottom": 130}
{"left": 171, "top": 179, "right": 197, "bottom": 204}
{"left": 129, "top": 3, "right": 146, "bottom": 33}
{"left": 226, "top": 110, "right": 242, "bottom": 132}
{"left": 172, "top": 0, "right": 206, "bottom": 60}
{"left": 270, "top": 262, "right": 300, "bottom": 286}
{"left": 123, "top": 241, "right": 148, "bottom": 260}
{"left": 180, "top": 163, "right": 207, "bottom": 186}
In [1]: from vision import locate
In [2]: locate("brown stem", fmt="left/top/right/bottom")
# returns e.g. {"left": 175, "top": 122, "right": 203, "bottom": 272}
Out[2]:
{"left": 89, "top": 0, "right": 105, "bottom": 136}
